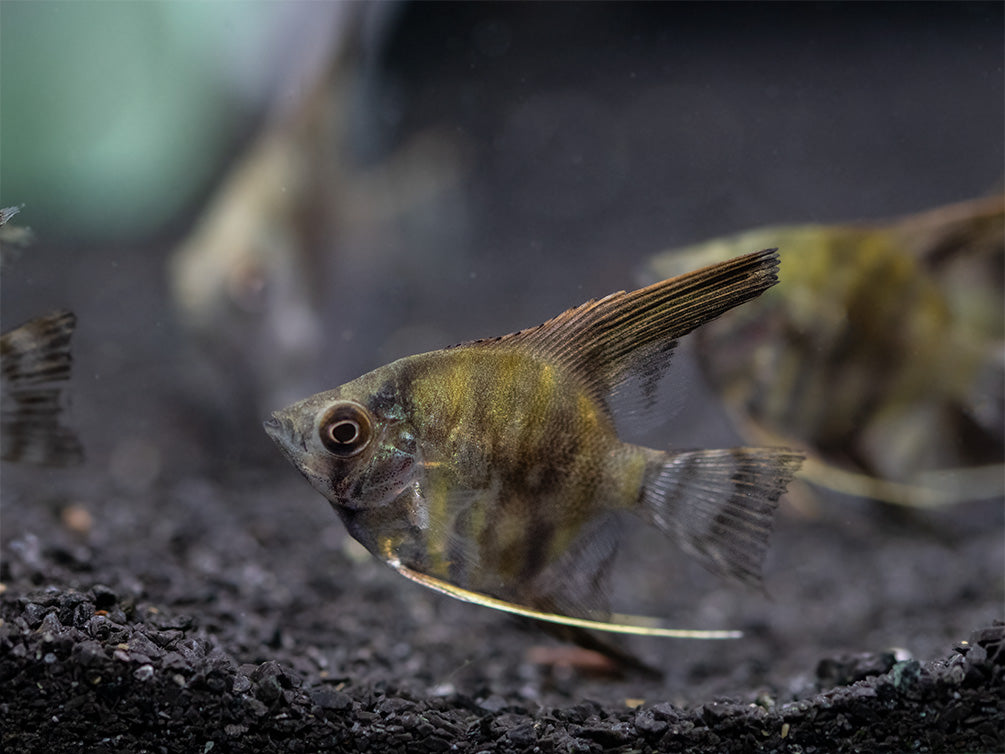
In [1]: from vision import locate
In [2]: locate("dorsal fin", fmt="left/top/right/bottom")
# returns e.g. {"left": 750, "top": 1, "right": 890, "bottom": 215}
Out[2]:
{"left": 464, "top": 249, "right": 781, "bottom": 411}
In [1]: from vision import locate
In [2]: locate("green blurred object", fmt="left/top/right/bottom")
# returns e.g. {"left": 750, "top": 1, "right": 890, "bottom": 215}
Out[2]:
{"left": 0, "top": 2, "right": 280, "bottom": 239}
{"left": 641, "top": 195, "right": 1005, "bottom": 507}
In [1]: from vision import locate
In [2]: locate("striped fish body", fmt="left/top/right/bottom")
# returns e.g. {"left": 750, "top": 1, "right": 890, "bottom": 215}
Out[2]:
{"left": 642, "top": 196, "right": 1004, "bottom": 502}
{"left": 266, "top": 250, "right": 802, "bottom": 631}
{"left": 312, "top": 346, "right": 647, "bottom": 604}
{"left": 694, "top": 227, "right": 961, "bottom": 453}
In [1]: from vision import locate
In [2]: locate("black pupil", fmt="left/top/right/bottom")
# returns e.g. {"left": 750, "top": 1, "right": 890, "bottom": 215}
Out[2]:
{"left": 330, "top": 420, "right": 359, "bottom": 445}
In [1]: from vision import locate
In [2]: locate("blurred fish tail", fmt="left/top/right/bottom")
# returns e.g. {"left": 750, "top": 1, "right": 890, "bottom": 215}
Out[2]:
{"left": 638, "top": 447, "right": 803, "bottom": 588}
{"left": 1, "top": 310, "right": 84, "bottom": 466}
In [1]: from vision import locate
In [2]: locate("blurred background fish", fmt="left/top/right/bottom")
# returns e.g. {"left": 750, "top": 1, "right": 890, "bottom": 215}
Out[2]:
{"left": 168, "top": 3, "right": 468, "bottom": 432}
{"left": 1, "top": 310, "right": 82, "bottom": 467}
{"left": 641, "top": 194, "right": 1005, "bottom": 507}
{"left": 1, "top": 207, "right": 83, "bottom": 467}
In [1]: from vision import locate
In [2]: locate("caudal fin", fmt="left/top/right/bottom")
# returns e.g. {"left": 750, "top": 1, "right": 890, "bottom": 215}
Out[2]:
{"left": 639, "top": 447, "right": 803, "bottom": 589}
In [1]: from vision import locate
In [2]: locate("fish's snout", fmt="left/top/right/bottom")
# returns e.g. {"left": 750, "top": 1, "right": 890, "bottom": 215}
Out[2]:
{"left": 263, "top": 412, "right": 296, "bottom": 445}
{"left": 263, "top": 413, "right": 283, "bottom": 438}
{"left": 263, "top": 410, "right": 310, "bottom": 458}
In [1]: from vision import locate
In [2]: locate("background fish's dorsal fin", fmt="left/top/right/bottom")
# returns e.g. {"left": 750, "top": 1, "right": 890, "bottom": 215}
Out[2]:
{"left": 465, "top": 249, "right": 781, "bottom": 415}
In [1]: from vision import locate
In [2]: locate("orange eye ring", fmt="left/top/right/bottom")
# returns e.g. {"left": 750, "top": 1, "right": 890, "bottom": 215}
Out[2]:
{"left": 318, "top": 402, "right": 372, "bottom": 457}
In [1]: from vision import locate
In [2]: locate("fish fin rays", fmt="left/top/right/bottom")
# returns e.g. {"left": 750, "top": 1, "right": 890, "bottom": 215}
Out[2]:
{"left": 461, "top": 249, "right": 781, "bottom": 417}
{"left": 640, "top": 447, "right": 803, "bottom": 589}
{"left": 525, "top": 512, "right": 622, "bottom": 622}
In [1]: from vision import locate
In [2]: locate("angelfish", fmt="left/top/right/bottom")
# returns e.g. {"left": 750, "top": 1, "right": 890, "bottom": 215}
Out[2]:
{"left": 641, "top": 195, "right": 1004, "bottom": 507}
{"left": 265, "top": 250, "right": 802, "bottom": 639}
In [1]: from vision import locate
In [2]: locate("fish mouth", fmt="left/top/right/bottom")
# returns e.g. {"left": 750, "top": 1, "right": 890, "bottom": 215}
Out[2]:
{"left": 263, "top": 413, "right": 284, "bottom": 440}
{"left": 263, "top": 412, "right": 306, "bottom": 456}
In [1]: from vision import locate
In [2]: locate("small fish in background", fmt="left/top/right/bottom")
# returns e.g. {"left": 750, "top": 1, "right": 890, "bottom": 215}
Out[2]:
{"left": 168, "top": 4, "right": 467, "bottom": 425}
{"left": 1, "top": 208, "right": 83, "bottom": 467}
{"left": 1, "top": 311, "right": 83, "bottom": 467}
{"left": 265, "top": 250, "right": 802, "bottom": 652}
{"left": 641, "top": 195, "right": 1005, "bottom": 508}
{"left": 167, "top": 38, "right": 343, "bottom": 422}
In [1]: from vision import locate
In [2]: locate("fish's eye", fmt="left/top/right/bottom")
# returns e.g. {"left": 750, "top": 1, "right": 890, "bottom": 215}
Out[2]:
{"left": 318, "top": 402, "right": 372, "bottom": 457}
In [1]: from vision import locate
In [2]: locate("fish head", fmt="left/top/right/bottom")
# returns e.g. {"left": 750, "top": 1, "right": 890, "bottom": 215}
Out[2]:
{"left": 264, "top": 372, "right": 417, "bottom": 513}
